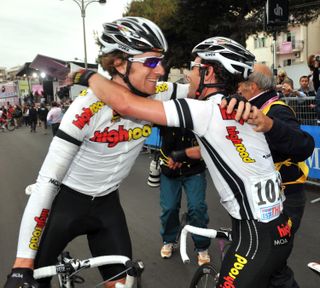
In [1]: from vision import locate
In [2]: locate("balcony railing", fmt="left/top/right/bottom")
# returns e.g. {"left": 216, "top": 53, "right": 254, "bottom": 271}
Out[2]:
{"left": 275, "top": 40, "right": 304, "bottom": 54}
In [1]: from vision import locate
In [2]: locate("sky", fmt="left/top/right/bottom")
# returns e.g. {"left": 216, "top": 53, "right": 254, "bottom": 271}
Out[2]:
{"left": 0, "top": 0, "right": 132, "bottom": 69}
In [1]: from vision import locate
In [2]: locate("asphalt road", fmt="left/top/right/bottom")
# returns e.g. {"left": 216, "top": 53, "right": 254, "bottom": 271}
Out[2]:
{"left": 0, "top": 126, "right": 319, "bottom": 287}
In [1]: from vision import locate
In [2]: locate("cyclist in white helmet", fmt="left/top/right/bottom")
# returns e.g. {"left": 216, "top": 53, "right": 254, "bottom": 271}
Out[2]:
{"left": 4, "top": 17, "right": 191, "bottom": 288}
{"left": 73, "top": 36, "right": 294, "bottom": 288}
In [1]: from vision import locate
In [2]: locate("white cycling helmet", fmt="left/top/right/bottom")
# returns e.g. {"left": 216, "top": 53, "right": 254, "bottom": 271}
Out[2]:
{"left": 192, "top": 36, "right": 255, "bottom": 79}
{"left": 99, "top": 16, "right": 168, "bottom": 55}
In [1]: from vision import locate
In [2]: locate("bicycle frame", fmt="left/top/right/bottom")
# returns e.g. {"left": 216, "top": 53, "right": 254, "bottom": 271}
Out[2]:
{"left": 33, "top": 254, "right": 144, "bottom": 288}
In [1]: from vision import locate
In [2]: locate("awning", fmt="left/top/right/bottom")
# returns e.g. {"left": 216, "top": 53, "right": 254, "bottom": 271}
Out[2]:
{"left": 30, "top": 54, "right": 69, "bottom": 80}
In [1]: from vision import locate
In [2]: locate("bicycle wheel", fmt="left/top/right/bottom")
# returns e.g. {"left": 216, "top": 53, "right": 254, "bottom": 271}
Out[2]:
{"left": 6, "top": 122, "right": 15, "bottom": 131}
{"left": 189, "top": 263, "right": 219, "bottom": 288}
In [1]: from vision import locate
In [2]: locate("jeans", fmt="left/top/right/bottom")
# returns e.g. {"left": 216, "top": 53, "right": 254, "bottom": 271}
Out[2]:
{"left": 159, "top": 172, "right": 210, "bottom": 250}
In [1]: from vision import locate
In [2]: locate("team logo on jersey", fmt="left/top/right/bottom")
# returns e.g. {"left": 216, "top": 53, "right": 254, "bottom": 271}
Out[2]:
{"left": 274, "top": 218, "right": 292, "bottom": 246}
{"left": 29, "top": 209, "right": 49, "bottom": 250}
{"left": 90, "top": 124, "right": 152, "bottom": 148}
{"left": 219, "top": 253, "right": 248, "bottom": 288}
{"left": 226, "top": 126, "right": 255, "bottom": 163}
{"left": 72, "top": 101, "right": 104, "bottom": 129}
{"left": 79, "top": 89, "right": 88, "bottom": 96}
{"left": 155, "top": 82, "right": 169, "bottom": 94}
{"left": 219, "top": 105, "right": 244, "bottom": 125}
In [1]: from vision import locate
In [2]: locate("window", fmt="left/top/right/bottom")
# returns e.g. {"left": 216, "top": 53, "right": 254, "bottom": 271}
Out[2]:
{"left": 254, "top": 37, "right": 266, "bottom": 49}
{"left": 283, "top": 59, "right": 296, "bottom": 66}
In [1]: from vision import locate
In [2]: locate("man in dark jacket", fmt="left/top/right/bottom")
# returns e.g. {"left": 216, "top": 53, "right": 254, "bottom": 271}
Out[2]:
{"left": 238, "top": 63, "right": 315, "bottom": 288}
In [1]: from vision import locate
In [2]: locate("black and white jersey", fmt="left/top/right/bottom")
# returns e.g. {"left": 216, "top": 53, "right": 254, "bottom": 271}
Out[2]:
{"left": 163, "top": 94, "right": 283, "bottom": 222}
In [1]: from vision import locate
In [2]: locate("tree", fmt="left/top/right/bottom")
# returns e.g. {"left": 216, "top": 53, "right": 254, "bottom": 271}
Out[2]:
{"left": 124, "top": 0, "right": 320, "bottom": 70}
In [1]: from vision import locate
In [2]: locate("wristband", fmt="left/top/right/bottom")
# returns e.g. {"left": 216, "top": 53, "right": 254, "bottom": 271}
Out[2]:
{"left": 72, "top": 69, "right": 96, "bottom": 87}
{"left": 171, "top": 150, "right": 188, "bottom": 162}
{"left": 222, "top": 93, "right": 248, "bottom": 109}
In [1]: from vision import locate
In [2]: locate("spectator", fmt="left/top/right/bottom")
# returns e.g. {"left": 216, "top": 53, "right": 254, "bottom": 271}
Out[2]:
{"left": 297, "top": 75, "right": 317, "bottom": 124}
{"left": 22, "top": 105, "right": 30, "bottom": 127}
{"left": 308, "top": 54, "right": 320, "bottom": 123}
{"left": 28, "top": 103, "right": 38, "bottom": 133}
{"left": 279, "top": 80, "right": 307, "bottom": 122}
{"left": 47, "top": 101, "right": 63, "bottom": 136}
{"left": 276, "top": 68, "right": 293, "bottom": 92}
{"left": 13, "top": 105, "right": 23, "bottom": 128}
{"left": 158, "top": 126, "right": 210, "bottom": 266}
{"left": 307, "top": 54, "right": 320, "bottom": 92}
{"left": 38, "top": 103, "right": 49, "bottom": 130}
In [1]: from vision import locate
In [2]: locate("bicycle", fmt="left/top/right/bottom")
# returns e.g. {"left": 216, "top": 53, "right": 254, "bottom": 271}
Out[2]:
{"left": 0, "top": 117, "right": 15, "bottom": 131}
{"left": 33, "top": 251, "right": 144, "bottom": 288}
{"left": 180, "top": 224, "right": 232, "bottom": 288}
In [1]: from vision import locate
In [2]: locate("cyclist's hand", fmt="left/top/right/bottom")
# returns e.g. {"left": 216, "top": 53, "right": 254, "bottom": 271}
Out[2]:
{"left": 221, "top": 94, "right": 251, "bottom": 121}
{"left": 65, "top": 69, "right": 96, "bottom": 87}
{"left": 4, "top": 268, "right": 39, "bottom": 288}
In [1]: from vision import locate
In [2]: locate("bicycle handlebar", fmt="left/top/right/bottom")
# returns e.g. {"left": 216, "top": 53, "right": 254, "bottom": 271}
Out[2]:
{"left": 180, "top": 225, "right": 231, "bottom": 264}
{"left": 34, "top": 255, "right": 142, "bottom": 288}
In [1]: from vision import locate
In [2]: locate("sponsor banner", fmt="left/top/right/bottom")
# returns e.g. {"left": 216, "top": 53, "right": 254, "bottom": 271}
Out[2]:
{"left": 0, "top": 82, "right": 17, "bottom": 98}
{"left": 301, "top": 125, "right": 320, "bottom": 180}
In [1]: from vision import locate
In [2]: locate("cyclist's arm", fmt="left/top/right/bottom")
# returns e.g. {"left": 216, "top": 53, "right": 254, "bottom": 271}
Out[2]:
{"left": 89, "top": 74, "right": 168, "bottom": 126}
{"left": 13, "top": 97, "right": 90, "bottom": 268}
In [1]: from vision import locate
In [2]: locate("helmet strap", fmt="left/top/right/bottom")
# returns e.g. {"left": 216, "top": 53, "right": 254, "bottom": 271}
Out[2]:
{"left": 195, "top": 68, "right": 225, "bottom": 98}
{"left": 115, "top": 61, "right": 151, "bottom": 98}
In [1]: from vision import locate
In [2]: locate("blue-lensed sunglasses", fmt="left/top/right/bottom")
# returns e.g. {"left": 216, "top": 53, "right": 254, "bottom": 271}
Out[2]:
{"left": 128, "top": 55, "right": 164, "bottom": 68}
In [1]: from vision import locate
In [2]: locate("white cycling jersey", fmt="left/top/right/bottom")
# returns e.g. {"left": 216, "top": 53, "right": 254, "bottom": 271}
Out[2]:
{"left": 163, "top": 94, "right": 284, "bottom": 222}
{"left": 16, "top": 81, "right": 188, "bottom": 259}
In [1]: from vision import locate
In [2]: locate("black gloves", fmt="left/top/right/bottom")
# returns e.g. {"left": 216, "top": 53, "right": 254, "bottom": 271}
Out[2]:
{"left": 4, "top": 268, "right": 39, "bottom": 288}
{"left": 171, "top": 150, "right": 188, "bottom": 162}
{"left": 222, "top": 93, "right": 248, "bottom": 109}
{"left": 71, "top": 69, "right": 96, "bottom": 87}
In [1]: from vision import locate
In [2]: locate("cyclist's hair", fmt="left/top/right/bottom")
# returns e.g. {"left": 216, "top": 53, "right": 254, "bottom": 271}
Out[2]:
{"left": 248, "top": 69, "right": 275, "bottom": 91}
{"left": 98, "top": 51, "right": 128, "bottom": 77}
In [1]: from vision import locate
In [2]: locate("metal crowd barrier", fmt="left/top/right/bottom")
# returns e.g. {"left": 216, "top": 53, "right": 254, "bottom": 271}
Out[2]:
{"left": 281, "top": 96, "right": 317, "bottom": 125}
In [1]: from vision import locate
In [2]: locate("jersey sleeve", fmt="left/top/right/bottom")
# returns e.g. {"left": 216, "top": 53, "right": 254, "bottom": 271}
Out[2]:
{"left": 15, "top": 94, "right": 99, "bottom": 259}
{"left": 163, "top": 98, "right": 212, "bottom": 136}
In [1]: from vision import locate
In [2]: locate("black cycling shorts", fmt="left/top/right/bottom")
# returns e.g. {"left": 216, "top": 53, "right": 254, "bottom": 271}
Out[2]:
{"left": 34, "top": 185, "right": 132, "bottom": 286}
{"left": 218, "top": 214, "right": 293, "bottom": 288}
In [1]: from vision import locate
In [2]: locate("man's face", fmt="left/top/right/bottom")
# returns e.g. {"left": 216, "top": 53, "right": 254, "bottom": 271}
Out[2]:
{"left": 127, "top": 52, "right": 165, "bottom": 95}
{"left": 185, "top": 57, "right": 203, "bottom": 98}
{"left": 238, "top": 81, "right": 254, "bottom": 100}
{"left": 299, "top": 77, "right": 309, "bottom": 89}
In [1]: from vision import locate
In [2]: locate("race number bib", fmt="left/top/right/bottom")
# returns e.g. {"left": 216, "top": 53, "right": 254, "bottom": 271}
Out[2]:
{"left": 250, "top": 172, "right": 284, "bottom": 222}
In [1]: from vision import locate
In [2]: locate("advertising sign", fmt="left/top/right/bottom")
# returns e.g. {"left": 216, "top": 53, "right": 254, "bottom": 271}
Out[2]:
{"left": 302, "top": 125, "right": 320, "bottom": 180}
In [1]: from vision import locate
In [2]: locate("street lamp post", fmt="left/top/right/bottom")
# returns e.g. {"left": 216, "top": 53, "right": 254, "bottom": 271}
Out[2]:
{"left": 61, "top": 0, "right": 106, "bottom": 69}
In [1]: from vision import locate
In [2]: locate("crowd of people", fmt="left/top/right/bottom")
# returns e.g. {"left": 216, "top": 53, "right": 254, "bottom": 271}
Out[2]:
{"left": 274, "top": 55, "right": 320, "bottom": 125}
{"left": 0, "top": 101, "right": 67, "bottom": 135}
{"left": 3, "top": 16, "right": 318, "bottom": 288}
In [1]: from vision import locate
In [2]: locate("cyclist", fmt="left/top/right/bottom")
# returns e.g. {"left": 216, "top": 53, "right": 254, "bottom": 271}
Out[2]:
{"left": 237, "top": 63, "right": 315, "bottom": 288}
{"left": 73, "top": 37, "right": 294, "bottom": 288}
{"left": 4, "top": 17, "right": 191, "bottom": 288}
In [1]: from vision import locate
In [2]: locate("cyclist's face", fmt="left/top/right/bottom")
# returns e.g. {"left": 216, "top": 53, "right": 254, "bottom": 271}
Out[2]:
{"left": 127, "top": 52, "right": 165, "bottom": 95}
{"left": 186, "top": 57, "right": 202, "bottom": 98}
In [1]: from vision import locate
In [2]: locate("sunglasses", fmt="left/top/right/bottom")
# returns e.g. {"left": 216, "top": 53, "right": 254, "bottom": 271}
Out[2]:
{"left": 128, "top": 55, "right": 164, "bottom": 68}
{"left": 189, "top": 61, "right": 209, "bottom": 70}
